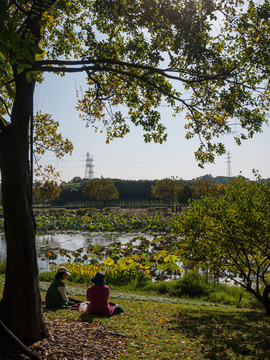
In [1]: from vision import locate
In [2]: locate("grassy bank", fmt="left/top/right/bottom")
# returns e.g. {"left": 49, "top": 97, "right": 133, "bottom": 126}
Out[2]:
{"left": 39, "top": 268, "right": 253, "bottom": 309}
{"left": 41, "top": 283, "right": 270, "bottom": 360}
{"left": 1, "top": 276, "right": 270, "bottom": 359}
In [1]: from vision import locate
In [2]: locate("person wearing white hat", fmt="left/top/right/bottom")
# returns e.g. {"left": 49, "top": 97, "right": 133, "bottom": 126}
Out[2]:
{"left": 45, "top": 267, "right": 81, "bottom": 308}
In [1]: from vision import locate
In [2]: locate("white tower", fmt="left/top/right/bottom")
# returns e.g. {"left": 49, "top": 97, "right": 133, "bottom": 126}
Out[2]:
{"left": 227, "top": 152, "right": 232, "bottom": 178}
{"left": 84, "top": 152, "right": 94, "bottom": 179}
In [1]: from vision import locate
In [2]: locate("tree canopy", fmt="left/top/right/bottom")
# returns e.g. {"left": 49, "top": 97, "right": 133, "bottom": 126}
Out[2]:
{"left": 191, "top": 178, "right": 216, "bottom": 199}
{"left": 1, "top": 1, "right": 269, "bottom": 165}
{"left": 0, "top": 0, "right": 270, "bottom": 343}
{"left": 82, "top": 178, "right": 119, "bottom": 202}
{"left": 178, "top": 176, "right": 270, "bottom": 315}
{"left": 151, "top": 177, "right": 183, "bottom": 204}
{"left": 33, "top": 179, "right": 62, "bottom": 205}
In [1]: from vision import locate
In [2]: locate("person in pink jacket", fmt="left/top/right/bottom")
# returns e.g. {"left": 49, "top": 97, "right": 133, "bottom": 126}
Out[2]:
{"left": 86, "top": 271, "right": 124, "bottom": 316}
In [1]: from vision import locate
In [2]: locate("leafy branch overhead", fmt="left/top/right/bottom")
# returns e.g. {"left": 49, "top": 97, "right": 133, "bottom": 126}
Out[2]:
{"left": 1, "top": 0, "right": 269, "bottom": 166}
{"left": 32, "top": 112, "right": 73, "bottom": 179}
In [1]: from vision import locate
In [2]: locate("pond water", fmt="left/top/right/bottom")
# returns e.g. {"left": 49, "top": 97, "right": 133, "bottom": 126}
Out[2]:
{"left": 0, "top": 232, "right": 152, "bottom": 272}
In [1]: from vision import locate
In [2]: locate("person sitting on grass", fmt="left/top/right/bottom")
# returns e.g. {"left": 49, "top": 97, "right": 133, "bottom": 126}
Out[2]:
{"left": 86, "top": 271, "right": 124, "bottom": 316}
{"left": 45, "top": 266, "right": 81, "bottom": 309}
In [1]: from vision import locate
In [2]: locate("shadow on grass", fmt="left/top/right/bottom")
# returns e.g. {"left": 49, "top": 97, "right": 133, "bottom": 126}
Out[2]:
{"left": 43, "top": 306, "right": 94, "bottom": 323}
{"left": 169, "top": 308, "right": 270, "bottom": 359}
{"left": 43, "top": 306, "right": 71, "bottom": 312}
{"left": 79, "top": 313, "right": 94, "bottom": 322}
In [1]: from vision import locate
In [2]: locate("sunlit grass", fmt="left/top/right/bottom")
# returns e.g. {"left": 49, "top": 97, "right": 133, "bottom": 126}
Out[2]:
{"left": 1, "top": 275, "right": 269, "bottom": 359}
{"left": 41, "top": 287, "right": 270, "bottom": 360}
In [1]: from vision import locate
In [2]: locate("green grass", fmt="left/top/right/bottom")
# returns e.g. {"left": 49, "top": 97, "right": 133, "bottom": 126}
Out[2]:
{"left": 143, "top": 273, "right": 252, "bottom": 308}
{"left": 107, "top": 302, "right": 270, "bottom": 360}
{"left": 1, "top": 277, "right": 270, "bottom": 359}
{"left": 41, "top": 283, "right": 270, "bottom": 360}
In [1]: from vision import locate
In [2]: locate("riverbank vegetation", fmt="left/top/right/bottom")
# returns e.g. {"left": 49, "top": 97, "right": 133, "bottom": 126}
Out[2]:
{"left": 1, "top": 177, "right": 270, "bottom": 314}
{"left": 1, "top": 176, "right": 270, "bottom": 357}
{"left": 39, "top": 268, "right": 253, "bottom": 309}
{"left": 1, "top": 177, "right": 270, "bottom": 357}
{"left": 0, "top": 275, "right": 269, "bottom": 360}
{"left": 0, "top": 207, "right": 179, "bottom": 232}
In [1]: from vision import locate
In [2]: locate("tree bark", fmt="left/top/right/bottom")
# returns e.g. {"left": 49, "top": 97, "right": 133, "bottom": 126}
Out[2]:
{"left": 0, "top": 73, "right": 46, "bottom": 342}
{"left": 263, "top": 284, "right": 270, "bottom": 316}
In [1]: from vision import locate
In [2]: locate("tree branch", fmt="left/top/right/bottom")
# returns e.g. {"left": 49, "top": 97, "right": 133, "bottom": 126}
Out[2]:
{"left": 0, "top": 115, "right": 10, "bottom": 131}
{"left": 0, "top": 96, "right": 11, "bottom": 117}
{"left": 19, "top": 0, "right": 58, "bottom": 39}
{"left": 0, "top": 320, "right": 42, "bottom": 360}
{"left": 35, "top": 58, "right": 233, "bottom": 84}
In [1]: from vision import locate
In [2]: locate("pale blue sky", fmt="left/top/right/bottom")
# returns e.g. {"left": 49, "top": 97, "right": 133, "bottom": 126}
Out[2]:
{"left": 34, "top": 72, "right": 270, "bottom": 182}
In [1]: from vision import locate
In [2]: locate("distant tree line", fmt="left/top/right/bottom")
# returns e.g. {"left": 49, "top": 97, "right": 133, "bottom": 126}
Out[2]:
{"left": 53, "top": 178, "right": 158, "bottom": 206}
{"left": 36, "top": 174, "right": 238, "bottom": 207}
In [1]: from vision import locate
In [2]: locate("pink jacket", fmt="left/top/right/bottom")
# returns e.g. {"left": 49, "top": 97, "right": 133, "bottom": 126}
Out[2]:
{"left": 86, "top": 285, "right": 114, "bottom": 316}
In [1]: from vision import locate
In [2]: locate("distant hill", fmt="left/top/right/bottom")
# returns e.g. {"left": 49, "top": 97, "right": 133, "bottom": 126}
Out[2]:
{"left": 214, "top": 176, "right": 236, "bottom": 185}
{"left": 193, "top": 174, "right": 236, "bottom": 185}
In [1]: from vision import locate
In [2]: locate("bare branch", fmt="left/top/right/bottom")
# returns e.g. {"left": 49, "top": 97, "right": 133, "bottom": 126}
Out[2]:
{"left": 0, "top": 96, "right": 11, "bottom": 117}
{"left": 0, "top": 115, "right": 10, "bottom": 131}
{"left": 35, "top": 58, "right": 233, "bottom": 84}
{"left": 0, "top": 320, "right": 42, "bottom": 360}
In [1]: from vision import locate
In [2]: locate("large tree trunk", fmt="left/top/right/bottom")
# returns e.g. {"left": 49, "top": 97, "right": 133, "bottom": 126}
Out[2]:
{"left": 263, "top": 284, "right": 270, "bottom": 316}
{"left": 0, "top": 73, "right": 46, "bottom": 342}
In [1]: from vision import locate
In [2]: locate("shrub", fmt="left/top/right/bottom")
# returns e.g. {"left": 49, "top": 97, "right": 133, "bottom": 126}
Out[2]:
{"left": 205, "top": 282, "right": 249, "bottom": 307}
{"left": 47, "top": 262, "right": 150, "bottom": 287}
{"left": 142, "top": 272, "right": 254, "bottom": 307}
{"left": 76, "top": 208, "right": 99, "bottom": 216}
{"left": 206, "top": 290, "right": 236, "bottom": 305}
{"left": 144, "top": 281, "right": 172, "bottom": 294}
{"left": 169, "top": 271, "right": 209, "bottom": 298}
{"left": 0, "top": 218, "right": 4, "bottom": 231}
{"left": 48, "top": 208, "right": 66, "bottom": 215}
{"left": 131, "top": 271, "right": 150, "bottom": 289}
{"left": 0, "top": 252, "right": 6, "bottom": 273}
{"left": 0, "top": 260, "right": 6, "bottom": 274}
{"left": 143, "top": 272, "right": 210, "bottom": 298}
{"left": 39, "top": 271, "right": 55, "bottom": 282}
